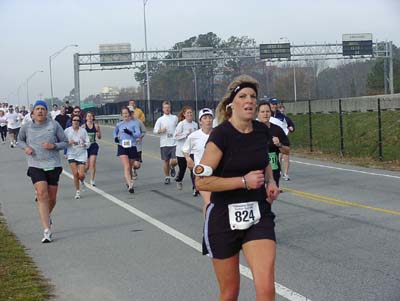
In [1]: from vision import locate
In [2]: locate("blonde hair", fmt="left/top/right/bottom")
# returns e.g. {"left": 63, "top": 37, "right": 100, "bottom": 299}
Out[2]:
{"left": 216, "top": 74, "right": 259, "bottom": 124}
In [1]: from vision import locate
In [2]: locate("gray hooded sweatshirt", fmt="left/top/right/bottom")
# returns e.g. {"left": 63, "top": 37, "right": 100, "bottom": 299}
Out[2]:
{"left": 18, "top": 118, "right": 68, "bottom": 168}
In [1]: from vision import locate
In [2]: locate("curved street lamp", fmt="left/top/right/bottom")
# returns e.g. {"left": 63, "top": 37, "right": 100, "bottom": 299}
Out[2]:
{"left": 27, "top": 70, "right": 44, "bottom": 107}
{"left": 49, "top": 44, "right": 78, "bottom": 106}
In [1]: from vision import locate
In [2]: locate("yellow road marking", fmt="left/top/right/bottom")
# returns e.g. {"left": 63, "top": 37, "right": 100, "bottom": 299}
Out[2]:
{"left": 283, "top": 187, "right": 400, "bottom": 215}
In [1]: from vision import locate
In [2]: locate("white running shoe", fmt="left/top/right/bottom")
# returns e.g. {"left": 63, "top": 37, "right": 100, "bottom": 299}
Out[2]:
{"left": 282, "top": 174, "right": 290, "bottom": 181}
{"left": 74, "top": 190, "right": 81, "bottom": 199}
{"left": 90, "top": 179, "right": 96, "bottom": 186}
{"left": 176, "top": 182, "right": 183, "bottom": 190}
{"left": 164, "top": 177, "right": 171, "bottom": 185}
{"left": 41, "top": 229, "right": 52, "bottom": 243}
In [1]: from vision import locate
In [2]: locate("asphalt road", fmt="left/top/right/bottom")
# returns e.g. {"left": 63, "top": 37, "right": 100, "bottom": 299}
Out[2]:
{"left": 1, "top": 125, "right": 399, "bottom": 301}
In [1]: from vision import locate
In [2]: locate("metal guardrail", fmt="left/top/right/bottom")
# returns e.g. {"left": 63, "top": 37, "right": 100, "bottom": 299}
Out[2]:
{"left": 95, "top": 114, "right": 121, "bottom": 125}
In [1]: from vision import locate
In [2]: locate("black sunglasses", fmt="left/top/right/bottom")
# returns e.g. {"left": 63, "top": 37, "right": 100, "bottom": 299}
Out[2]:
{"left": 72, "top": 119, "right": 80, "bottom": 122}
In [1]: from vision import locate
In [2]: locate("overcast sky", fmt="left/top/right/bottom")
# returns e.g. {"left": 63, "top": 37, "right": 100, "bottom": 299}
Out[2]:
{"left": 1, "top": 0, "right": 399, "bottom": 106}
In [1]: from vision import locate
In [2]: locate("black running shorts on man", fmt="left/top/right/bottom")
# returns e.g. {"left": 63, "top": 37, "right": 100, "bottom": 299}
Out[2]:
{"left": 27, "top": 167, "right": 63, "bottom": 185}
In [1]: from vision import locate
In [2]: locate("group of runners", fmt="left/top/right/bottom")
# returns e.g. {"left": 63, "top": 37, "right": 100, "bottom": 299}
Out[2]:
{"left": 15, "top": 74, "right": 295, "bottom": 300}
{"left": 0, "top": 104, "right": 30, "bottom": 147}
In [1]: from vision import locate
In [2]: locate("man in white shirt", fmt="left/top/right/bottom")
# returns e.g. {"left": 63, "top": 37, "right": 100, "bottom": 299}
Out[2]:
{"left": 5, "top": 105, "right": 22, "bottom": 147}
{"left": 153, "top": 101, "right": 178, "bottom": 184}
{"left": 50, "top": 104, "right": 61, "bottom": 120}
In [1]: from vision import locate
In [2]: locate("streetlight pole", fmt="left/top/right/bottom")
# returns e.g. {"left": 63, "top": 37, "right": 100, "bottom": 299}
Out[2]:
{"left": 293, "top": 63, "right": 297, "bottom": 102}
{"left": 49, "top": 44, "right": 78, "bottom": 106}
{"left": 192, "top": 67, "right": 198, "bottom": 113}
{"left": 143, "top": 0, "right": 151, "bottom": 118}
{"left": 26, "top": 70, "right": 44, "bottom": 108}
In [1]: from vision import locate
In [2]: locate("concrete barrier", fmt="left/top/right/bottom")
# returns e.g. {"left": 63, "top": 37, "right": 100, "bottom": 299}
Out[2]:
{"left": 285, "top": 93, "right": 400, "bottom": 114}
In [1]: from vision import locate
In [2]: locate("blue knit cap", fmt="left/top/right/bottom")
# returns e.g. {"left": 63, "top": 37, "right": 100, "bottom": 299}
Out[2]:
{"left": 33, "top": 100, "right": 48, "bottom": 110}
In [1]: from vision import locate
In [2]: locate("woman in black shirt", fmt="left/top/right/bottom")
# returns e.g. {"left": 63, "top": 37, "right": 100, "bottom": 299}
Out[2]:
{"left": 196, "top": 75, "right": 279, "bottom": 301}
{"left": 257, "top": 101, "right": 290, "bottom": 187}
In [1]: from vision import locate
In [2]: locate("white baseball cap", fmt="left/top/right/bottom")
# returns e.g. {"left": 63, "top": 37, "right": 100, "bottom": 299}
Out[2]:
{"left": 198, "top": 108, "right": 214, "bottom": 120}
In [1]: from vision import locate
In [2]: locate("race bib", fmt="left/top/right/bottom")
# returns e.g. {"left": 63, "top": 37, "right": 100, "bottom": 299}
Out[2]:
{"left": 43, "top": 167, "right": 55, "bottom": 172}
{"left": 88, "top": 133, "right": 96, "bottom": 143}
{"left": 228, "top": 201, "right": 261, "bottom": 230}
{"left": 268, "top": 152, "right": 279, "bottom": 170}
{"left": 122, "top": 139, "right": 132, "bottom": 148}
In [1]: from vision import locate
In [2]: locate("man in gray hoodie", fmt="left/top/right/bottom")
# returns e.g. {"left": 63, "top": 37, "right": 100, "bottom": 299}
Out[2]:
{"left": 18, "top": 100, "right": 68, "bottom": 243}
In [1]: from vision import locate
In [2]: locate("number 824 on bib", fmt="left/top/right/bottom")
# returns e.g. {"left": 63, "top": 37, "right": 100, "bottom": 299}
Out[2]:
{"left": 228, "top": 201, "right": 261, "bottom": 230}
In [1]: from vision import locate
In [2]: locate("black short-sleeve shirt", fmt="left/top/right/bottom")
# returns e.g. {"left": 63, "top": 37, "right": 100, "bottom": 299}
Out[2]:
{"left": 207, "top": 120, "right": 271, "bottom": 206}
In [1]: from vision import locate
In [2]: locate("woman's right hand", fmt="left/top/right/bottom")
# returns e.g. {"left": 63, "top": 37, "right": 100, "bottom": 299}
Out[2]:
{"left": 244, "top": 170, "right": 265, "bottom": 190}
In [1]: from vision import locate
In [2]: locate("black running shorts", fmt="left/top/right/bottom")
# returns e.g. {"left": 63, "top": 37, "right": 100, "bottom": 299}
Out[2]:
{"left": 27, "top": 167, "right": 63, "bottom": 186}
{"left": 68, "top": 159, "right": 85, "bottom": 165}
{"left": 202, "top": 201, "right": 276, "bottom": 259}
{"left": 117, "top": 145, "right": 139, "bottom": 160}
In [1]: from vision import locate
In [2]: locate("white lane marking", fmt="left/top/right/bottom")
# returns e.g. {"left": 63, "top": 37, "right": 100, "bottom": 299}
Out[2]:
{"left": 62, "top": 170, "right": 311, "bottom": 301}
{"left": 291, "top": 160, "right": 400, "bottom": 179}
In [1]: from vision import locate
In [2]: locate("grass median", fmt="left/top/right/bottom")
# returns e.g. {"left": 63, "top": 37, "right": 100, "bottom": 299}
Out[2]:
{"left": 0, "top": 211, "right": 52, "bottom": 301}
{"left": 289, "top": 111, "right": 400, "bottom": 165}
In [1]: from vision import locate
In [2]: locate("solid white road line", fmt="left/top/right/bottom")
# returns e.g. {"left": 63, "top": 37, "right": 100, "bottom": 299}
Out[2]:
{"left": 62, "top": 170, "right": 311, "bottom": 301}
{"left": 291, "top": 160, "right": 400, "bottom": 179}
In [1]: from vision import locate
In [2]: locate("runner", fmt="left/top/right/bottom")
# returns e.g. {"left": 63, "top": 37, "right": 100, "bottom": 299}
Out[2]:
{"left": 65, "top": 106, "right": 84, "bottom": 128}
{"left": 129, "top": 107, "right": 146, "bottom": 180}
{"left": 21, "top": 107, "right": 33, "bottom": 126}
{"left": 5, "top": 105, "right": 22, "bottom": 148}
{"left": 65, "top": 114, "right": 90, "bottom": 199}
{"left": 64, "top": 100, "right": 73, "bottom": 116}
{"left": 269, "top": 98, "right": 295, "bottom": 181}
{"left": 182, "top": 108, "right": 214, "bottom": 212}
{"left": 257, "top": 101, "right": 290, "bottom": 187}
{"left": 50, "top": 104, "right": 61, "bottom": 120}
{"left": 20, "top": 105, "right": 29, "bottom": 117}
{"left": 54, "top": 105, "right": 70, "bottom": 130}
{"left": 174, "top": 106, "right": 198, "bottom": 191}
{"left": 153, "top": 100, "right": 178, "bottom": 184}
{"left": 17, "top": 100, "right": 68, "bottom": 243}
{"left": 113, "top": 107, "right": 142, "bottom": 193}
{"left": 128, "top": 99, "right": 145, "bottom": 123}
{"left": 196, "top": 75, "right": 279, "bottom": 300}
{"left": 0, "top": 110, "right": 7, "bottom": 144}
{"left": 82, "top": 111, "right": 101, "bottom": 186}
